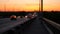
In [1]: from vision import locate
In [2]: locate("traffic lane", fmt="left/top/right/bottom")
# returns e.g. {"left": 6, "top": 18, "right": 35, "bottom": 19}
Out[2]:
{"left": 23, "top": 17, "right": 49, "bottom": 34}
{"left": 0, "top": 15, "right": 36, "bottom": 33}
{"left": 0, "top": 17, "right": 29, "bottom": 28}
{"left": 0, "top": 18, "right": 25, "bottom": 25}
{"left": 0, "top": 18, "right": 10, "bottom": 20}
{"left": 0, "top": 18, "right": 29, "bottom": 33}
{"left": 0, "top": 15, "right": 36, "bottom": 26}
{"left": 0, "top": 18, "right": 10, "bottom": 25}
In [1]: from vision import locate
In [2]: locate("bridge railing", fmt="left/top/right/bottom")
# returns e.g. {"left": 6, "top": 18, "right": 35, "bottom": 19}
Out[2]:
{"left": 43, "top": 18, "right": 60, "bottom": 30}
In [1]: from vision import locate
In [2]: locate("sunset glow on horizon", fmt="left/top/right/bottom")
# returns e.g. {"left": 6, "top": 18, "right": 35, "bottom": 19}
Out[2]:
{"left": 0, "top": 0, "right": 60, "bottom": 12}
{"left": 43, "top": 0, "right": 60, "bottom": 11}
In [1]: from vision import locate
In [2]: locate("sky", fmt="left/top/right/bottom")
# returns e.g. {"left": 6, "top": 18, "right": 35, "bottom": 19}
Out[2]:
{"left": 0, "top": 0, "right": 60, "bottom": 12}
{"left": 43, "top": 0, "right": 60, "bottom": 11}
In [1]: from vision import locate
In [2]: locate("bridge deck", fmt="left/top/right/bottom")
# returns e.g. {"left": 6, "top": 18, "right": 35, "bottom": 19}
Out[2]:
{"left": 0, "top": 17, "right": 52, "bottom": 34}
{"left": 0, "top": 18, "right": 29, "bottom": 34}
{"left": 22, "top": 18, "right": 49, "bottom": 34}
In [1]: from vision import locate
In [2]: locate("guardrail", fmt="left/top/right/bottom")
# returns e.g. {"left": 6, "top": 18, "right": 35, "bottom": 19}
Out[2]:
{"left": 43, "top": 18, "right": 60, "bottom": 30}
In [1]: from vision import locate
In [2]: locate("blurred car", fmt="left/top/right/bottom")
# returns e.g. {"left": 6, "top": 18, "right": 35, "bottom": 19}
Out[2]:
{"left": 32, "top": 12, "right": 37, "bottom": 17}
{"left": 17, "top": 16, "right": 21, "bottom": 18}
{"left": 10, "top": 15, "right": 17, "bottom": 20}
{"left": 27, "top": 14, "right": 34, "bottom": 19}
{"left": 28, "top": 13, "right": 37, "bottom": 19}
{"left": 32, "top": 14, "right": 35, "bottom": 17}
{"left": 25, "top": 15, "right": 28, "bottom": 18}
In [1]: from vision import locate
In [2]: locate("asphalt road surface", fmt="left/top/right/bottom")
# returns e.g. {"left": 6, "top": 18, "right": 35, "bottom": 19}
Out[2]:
{"left": 0, "top": 17, "right": 29, "bottom": 34}
{"left": 0, "top": 13, "right": 37, "bottom": 34}
{"left": 22, "top": 17, "right": 50, "bottom": 34}
{"left": 0, "top": 13, "right": 53, "bottom": 34}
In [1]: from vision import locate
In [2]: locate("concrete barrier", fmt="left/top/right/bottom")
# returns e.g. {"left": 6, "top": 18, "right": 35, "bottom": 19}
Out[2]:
{"left": 43, "top": 18, "right": 60, "bottom": 30}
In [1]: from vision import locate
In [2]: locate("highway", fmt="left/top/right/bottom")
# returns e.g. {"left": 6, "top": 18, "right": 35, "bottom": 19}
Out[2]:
{"left": 0, "top": 13, "right": 60, "bottom": 34}
{"left": 0, "top": 15, "right": 51, "bottom": 34}
{"left": 0, "top": 17, "right": 53, "bottom": 34}
{"left": 0, "top": 17, "right": 30, "bottom": 34}
{"left": 22, "top": 17, "right": 51, "bottom": 34}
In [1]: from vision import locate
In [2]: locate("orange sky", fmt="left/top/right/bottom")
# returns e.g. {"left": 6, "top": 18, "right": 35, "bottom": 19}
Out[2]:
{"left": 0, "top": 0, "right": 60, "bottom": 12}
{"left": 43, "top": 0, "right": 60, "bottom": 11}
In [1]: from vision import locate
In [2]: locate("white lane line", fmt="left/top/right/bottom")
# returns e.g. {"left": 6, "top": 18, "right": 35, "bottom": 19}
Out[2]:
{"left": 42, "top": 21, "right": 54, "bottom": 34}
{"left": 43, "top": 18, "right": 60, "bottom": 30}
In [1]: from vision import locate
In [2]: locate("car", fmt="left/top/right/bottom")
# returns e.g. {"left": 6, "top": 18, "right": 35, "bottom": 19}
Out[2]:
{"left": 27, "top": 14, "right": 34, "bottom": 19}
{"left": 17, "top": 16, "right": 21, "bottom": 18}
{"left": 10, "top": 15, "right": 17, "bottom": 20}
{"left": 25, "top": 15, "right": 28, "bottom": 18}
